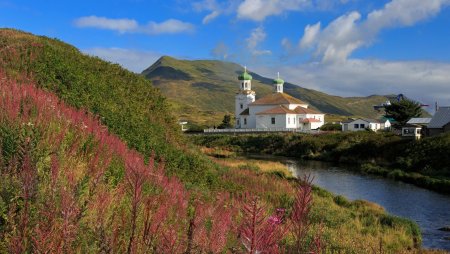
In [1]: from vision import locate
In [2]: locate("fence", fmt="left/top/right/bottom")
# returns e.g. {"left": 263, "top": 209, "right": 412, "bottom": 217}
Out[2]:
{"left": 203, "top": 128, "right": 321, "bottom": 134}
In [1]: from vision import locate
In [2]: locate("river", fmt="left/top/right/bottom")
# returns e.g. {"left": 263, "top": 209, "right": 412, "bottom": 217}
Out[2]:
{"left": 266, "top": 158, "right": 450, "bottom": 251}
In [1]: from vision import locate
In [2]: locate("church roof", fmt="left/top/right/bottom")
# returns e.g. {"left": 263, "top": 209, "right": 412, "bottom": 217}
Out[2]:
{"left": 238, "top": 70, "right": 252, "bottom": 81}
{"left": 256, "top": 105, "right": 297, "bottom": 115}
{"left": 239, "top": 108, "right": 250, "bottom": 115}
{"left": 293, "top": 106, "right": 322, "bottom": 114}
{"left": 251, "top": 92, "right": 307, "bottom": 106}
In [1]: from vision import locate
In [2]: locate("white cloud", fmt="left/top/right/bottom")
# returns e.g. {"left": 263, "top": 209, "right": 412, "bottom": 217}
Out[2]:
{"left": 192, "top": 0, "right": 239, "bottom": 24}
{"left": 74, "top": 16, "right": 194, "bottom": 35}
{"left": 246, "top": 27, "right": 272, "bottom": 56}
{"left": 254, "top": 59, "right": 450, "bottom": 107}
{"left": 211, "top": 42, "right": 229, "bottom": 59}
{"left": 237, "top": 0, "right": 309, "bottom": 21}
{"left": 202, "top": 11, "right": 220, "bottom": 24}
{"left": 141, "top": 19, "right": 194, "bottom": 34}
{"left": 299, "top": 0, "right": 450, "bottom": 63}
{"left": 83, "top": 47, "right": 161, "bottom": 73}
{"left": 74, "top": 16, "right": 138, "bottom": 33}
{"left": 299, "top": 22, "right": 320, "bottom": 49}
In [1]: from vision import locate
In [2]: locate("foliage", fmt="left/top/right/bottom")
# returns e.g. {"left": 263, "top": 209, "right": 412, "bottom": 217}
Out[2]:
{"left": 384, "top": 98, "right": 422, "bottom": 126}
{"left": 217, "top": 114, "right": 233, "bottom": 129}
{"left": 192, "top": 131, "right": 450, "bottom": 193}
{"left": 0, "top": 28, "right": 220, "bottom": 188}
{"left": 319, "top": 123, "right": 341, "bottom": 131}
{"left": 0, "top": 29, "right": 424, "bottom": 253}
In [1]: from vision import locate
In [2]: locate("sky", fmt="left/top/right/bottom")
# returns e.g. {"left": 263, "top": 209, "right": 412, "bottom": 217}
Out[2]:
{"left": 1, "top": 0, "right": 450, "bottom": 109}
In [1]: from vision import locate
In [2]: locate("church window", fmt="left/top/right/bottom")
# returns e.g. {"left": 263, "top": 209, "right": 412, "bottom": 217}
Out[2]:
{"left": 242, "top": 83, "right": 244, "bottom": 88}
{"left": 240, "top": 104, "right": 243, "bottom": 109}
{"left": 271, "top": 117, "right": 276, "bottom": 124}
{"left": 288, "top": 118, "right": 290, "bottom": 124}
{"left": 244, "top": 118, "right": 247, "bottom": 125}
{"left": 237, "top": 119, "right": 240, "bottom": 125}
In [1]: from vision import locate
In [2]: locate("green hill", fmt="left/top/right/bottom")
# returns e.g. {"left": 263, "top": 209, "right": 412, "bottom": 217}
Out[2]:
{"left": 0, "top": 28, "right": 218, "bottom": 187}
{"left": 142, "top": 56, "right": 390, "bottom": 127}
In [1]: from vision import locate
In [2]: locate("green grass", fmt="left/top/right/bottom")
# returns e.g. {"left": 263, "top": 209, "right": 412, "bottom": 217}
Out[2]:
{"left": 0, "top": 28, "right": 220, "bottom": 189}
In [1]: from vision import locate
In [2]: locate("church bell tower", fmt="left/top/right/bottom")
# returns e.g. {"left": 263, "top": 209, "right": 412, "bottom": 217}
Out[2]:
{"left": 235, "top": 67, "right": 255, "bottom": 128}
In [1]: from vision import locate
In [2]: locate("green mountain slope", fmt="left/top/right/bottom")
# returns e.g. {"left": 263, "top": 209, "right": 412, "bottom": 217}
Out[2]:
{"left": 0, "top": 29, "right": 218, "bottom": 187}
{"left": 142, "top": 56, "right": 389, "bottom": 127}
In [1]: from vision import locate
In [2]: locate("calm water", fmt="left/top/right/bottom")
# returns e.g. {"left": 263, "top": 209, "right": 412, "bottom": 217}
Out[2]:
{"left": 261, "top": 157, "right": 450, "bottom": 250}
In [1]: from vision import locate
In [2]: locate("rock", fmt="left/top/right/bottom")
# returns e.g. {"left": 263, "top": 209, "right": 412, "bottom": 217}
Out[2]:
{"left": 438, "top": 226, "right": 450, "bottom": 232}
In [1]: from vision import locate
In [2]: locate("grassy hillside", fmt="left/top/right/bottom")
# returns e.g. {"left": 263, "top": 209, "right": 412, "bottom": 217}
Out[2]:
{"left": 142, "top": 56, "right": 389, "bottom": 127}
{"left": 0, "top": 72, "right": 424, "bottom": 253}
{"left": 0, "top": 28, "right": 218, "bottom": 188}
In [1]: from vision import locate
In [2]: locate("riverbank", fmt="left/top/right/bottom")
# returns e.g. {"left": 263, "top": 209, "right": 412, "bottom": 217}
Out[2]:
{"left": 191, "top": 132, "right": 450, "bottom": 194}
{"left": 201, "top": 148, "right": 450, "bottom": 251}
{"left": 202, "top": 153, "right": 423, "bottom": 252}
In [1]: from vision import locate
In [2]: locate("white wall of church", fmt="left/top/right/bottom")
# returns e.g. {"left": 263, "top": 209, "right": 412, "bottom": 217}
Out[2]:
{"left": 235, "top": 93, "right": 255, "bottom": 128}
{"left": 256, "top": 115, "right": 287, "bottom": 129}
{"left": 249, "top": 105, "right": 274, "bottom": 115}
{"left": 286, "top": 114, "right": 297, "bottom": 128}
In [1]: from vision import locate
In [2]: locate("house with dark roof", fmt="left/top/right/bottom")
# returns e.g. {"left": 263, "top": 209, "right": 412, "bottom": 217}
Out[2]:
{"left": 426, "top": 107, "right": 450, "bottom": 136}
{"left": 235, "top": 69, "right": 324, "bottom": 130}
{"left": 341, "top": 118, "right": 391, "bottom": 132}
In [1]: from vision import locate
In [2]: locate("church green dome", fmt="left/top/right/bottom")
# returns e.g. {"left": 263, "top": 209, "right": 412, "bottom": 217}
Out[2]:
{"left": 273, "top": 78, "right": 284, "bottom": 84}
{"left": 238, "top": 70, "right": 252, "bottom": 80}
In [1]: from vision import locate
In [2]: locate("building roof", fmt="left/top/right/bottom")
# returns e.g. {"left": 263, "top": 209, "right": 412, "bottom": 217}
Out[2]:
{"left": 406, "top": 118, "right": 432, "bottom": 125}
{"left": 238, "top": 70, "right": 252, "bottom": 81}
{"left": 300, "top": 118, "right": 321, "bottom": 123}
{"left": 251, "top": 92, "right": 307, "bottom": 106}
{"left": 342, "top": 118, "right": 381, "bottom": 124}
{"left": 256, "top": 105, "right": 297, "bottom": 115}
{"left": 239, "top": 108, "right": 250, "bottom": 116}
{"left": 293, "top": 106, "right": 322, "bottom": 114}
{"left": 273, "top": 78, "right": 284, "bottom": 84}
{"left": 428, "top": 107, "right": 450, "bottom": 128}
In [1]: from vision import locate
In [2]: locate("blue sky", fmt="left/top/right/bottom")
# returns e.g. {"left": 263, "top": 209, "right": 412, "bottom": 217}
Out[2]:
{"left": 1, "top": 0, "right": 450, "bottom": 108}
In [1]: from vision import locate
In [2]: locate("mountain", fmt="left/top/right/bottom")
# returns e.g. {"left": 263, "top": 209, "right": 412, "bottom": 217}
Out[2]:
{"left": 142, "top": 56, "right": 390, "bottom": 127}
{"left": 0, "top": 28, "right": 218, "bottom": 187}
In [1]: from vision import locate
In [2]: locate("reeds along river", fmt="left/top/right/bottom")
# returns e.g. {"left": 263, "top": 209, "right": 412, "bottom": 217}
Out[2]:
{"left": 281, "top": 159, "right": 450, "bottom": 250}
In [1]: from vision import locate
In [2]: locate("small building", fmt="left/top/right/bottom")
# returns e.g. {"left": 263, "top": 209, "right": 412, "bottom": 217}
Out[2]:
{"left": 402, "top": 118, "right": 431, "bottom": 139}
{"left": 427, "top": 107, "right": 450, "bottom": 136}
{"left": 179, "top": 121, "right": 188, "bottom": 131}
{"left": 341, "top": 118, "right": 390, "bottom": 132}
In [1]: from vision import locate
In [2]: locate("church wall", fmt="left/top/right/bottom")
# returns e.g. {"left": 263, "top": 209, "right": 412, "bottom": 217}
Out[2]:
{"left": 286, "top": 114, "right": 297, "bottom": 128}
{"left": 235, "top": 93, "right": 255, "bottom": 128}
{"left": 256, "top": 114, "right": 287, "bottom": 129}
{"left": 249, "top": 105, "right": 275, "bottom": 115}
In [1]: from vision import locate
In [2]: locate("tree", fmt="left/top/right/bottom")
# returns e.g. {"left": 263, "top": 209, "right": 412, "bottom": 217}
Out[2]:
{"left": 384, "top": 98, "right": 422, "bottom": 126}
{"left": 218, "top": 114, "right": 233, "bottom": 129}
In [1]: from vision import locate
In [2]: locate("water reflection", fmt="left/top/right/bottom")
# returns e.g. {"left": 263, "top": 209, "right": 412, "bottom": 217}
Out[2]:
{"left": 285, "top": 159, "right": 450, "bottom": 250}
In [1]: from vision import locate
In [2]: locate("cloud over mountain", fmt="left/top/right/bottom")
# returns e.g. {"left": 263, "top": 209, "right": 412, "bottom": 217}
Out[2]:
{"left": 74, "top": 16, "right": 194, "bottom": 35}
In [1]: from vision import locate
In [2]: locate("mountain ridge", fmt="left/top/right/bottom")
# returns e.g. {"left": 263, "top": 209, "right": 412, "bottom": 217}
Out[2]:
{"left": 142, "top": 56, "right": 390, "bottom": 127}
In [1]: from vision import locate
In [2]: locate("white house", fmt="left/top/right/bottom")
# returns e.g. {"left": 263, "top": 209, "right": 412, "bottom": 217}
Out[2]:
{"left": 402, "top": 118, "right": 431, "bottom": 139}
{"left": 235, "top": 68, "right": 324, "bottom": 130}
{"left": 341, "top": 118, "right": 390, "bottom": 132}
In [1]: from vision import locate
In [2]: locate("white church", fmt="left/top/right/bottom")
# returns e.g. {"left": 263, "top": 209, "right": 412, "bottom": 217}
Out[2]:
{"left": 235, "top": 68, "right": 325, "bottom": 130}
